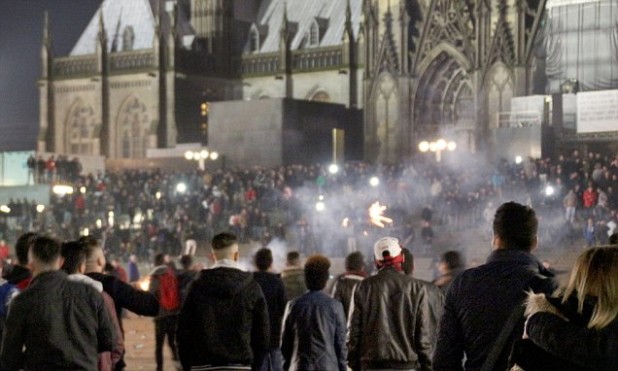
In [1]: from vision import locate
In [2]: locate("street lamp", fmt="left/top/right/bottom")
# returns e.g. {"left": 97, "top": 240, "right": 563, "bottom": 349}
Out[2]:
{"left": 184, "top": 149, "right": 220, "bottom": 170}
{"left": 418, "top": 139, "right": 456, "bottom": 162}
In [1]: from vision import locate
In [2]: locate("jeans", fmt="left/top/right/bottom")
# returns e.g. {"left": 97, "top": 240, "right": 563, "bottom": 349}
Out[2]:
{"left": 155, "top": 315, "right": 178, "bottom": 371}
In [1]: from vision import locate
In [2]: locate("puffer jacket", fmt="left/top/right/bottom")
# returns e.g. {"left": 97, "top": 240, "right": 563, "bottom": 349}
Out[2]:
{"left": 525, "top": 292, "right": 618, "bottom": 370}
{"left": 348, "top": 266, "right": 433, "bottom": 371}
{"left": 176, "top": 267, "right": 270, "bottom": 371}
{"left": 281, "top": 291, "right": 347, "bottom": 371}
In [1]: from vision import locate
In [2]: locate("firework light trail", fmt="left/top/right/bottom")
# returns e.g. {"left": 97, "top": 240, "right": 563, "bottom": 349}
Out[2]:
{"left": 369, "top": 202, "right": 393, "bottom": 228}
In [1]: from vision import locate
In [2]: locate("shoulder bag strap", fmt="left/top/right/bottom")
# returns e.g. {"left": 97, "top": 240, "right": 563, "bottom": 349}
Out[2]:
{"left": 481, "top": 303, "right": 526, "bottom": 371}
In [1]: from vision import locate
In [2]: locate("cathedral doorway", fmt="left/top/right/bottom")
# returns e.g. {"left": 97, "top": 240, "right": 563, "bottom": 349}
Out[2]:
{"left": 414, "top": 50, "right": 475, "bottom": 151}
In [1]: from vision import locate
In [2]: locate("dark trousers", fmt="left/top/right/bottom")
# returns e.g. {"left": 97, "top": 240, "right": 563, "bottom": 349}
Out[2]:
{"left": 155, "top": 314, "right": 178, "bottom": 370}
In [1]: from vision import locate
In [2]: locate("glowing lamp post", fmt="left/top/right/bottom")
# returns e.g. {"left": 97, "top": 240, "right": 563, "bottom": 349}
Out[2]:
{"left": 184, "top": 149, "right": 219, "bottom": 170}
{"left": 418, "top": 139, "right": 456, "bottom": 162}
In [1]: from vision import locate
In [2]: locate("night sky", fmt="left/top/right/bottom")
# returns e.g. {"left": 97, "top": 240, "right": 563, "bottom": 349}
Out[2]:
{"left": 0, "top": 0, "right": 100, "bottom": 151}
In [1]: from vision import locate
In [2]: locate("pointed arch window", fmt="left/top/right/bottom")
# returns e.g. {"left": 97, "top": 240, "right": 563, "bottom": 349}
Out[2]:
{"left": 117, "top": 97, "right": 149, "bottom": 158}
{"left": 66, "top": 101, "right": 96, "bottom": 155}
{"left": 123, "top": 26, "right": 135, "bottom": 51}
{"left": 309, "top": 20, "right": 320, "bottom": 47}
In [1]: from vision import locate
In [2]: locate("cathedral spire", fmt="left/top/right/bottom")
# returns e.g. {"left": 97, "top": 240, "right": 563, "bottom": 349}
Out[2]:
{"left": 41, "top": 11, "right": 53, "bottom": 78}
{"left": 97, "top": 9, "right": 107, "bottom": 46}
{"left": 43, "top": 11, "right": 51, "bottom": 47}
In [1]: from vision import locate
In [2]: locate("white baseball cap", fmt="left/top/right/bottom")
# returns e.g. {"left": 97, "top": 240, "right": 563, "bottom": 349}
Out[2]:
{"left": 373, "top": 237, "right": 402, "bottom": 261}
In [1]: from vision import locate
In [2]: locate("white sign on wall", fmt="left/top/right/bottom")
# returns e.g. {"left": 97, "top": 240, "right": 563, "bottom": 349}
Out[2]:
{"left": 577, "top": 89, "right": 618, "bottom": 133}
{"left": 547, "top": 0, "right": 601, "bottom": 8}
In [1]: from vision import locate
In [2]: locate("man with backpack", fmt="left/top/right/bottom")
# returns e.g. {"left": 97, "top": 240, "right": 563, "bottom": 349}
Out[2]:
{"left": 149, "top": 253, "right": 181, "bottom": 371}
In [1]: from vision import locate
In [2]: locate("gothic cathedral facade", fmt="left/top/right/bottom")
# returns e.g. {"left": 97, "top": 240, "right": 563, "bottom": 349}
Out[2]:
{"left": 39, "top": 0, "right": 548, "bottom": 163}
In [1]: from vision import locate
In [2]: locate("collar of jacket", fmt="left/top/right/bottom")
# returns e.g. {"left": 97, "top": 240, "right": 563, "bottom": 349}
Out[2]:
{"left": 487, "top": 249, "right": 552, "bottom": 275}
{"left": 212, "top": 259, "right": 242, "bottom": 270}
{"left": 30, "top": 270, "right": 67, "bottom": 286}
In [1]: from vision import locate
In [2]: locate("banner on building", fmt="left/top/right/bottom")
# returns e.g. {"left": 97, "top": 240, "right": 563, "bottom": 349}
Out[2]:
{"left": 547, "top": 0, "right": 601, "bottom": 8}
{"left": 577, "top": 89, "right": 618, "bottom": 133}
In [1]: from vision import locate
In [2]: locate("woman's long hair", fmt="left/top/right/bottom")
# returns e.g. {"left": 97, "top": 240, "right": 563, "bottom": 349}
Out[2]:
{"left": 563, "top": 246, "right": 618, "bottom": 329}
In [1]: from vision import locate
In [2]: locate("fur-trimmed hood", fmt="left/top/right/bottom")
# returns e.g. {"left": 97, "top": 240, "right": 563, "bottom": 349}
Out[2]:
{"left": 525, "top": 292, "right": 569, "bottom": 320}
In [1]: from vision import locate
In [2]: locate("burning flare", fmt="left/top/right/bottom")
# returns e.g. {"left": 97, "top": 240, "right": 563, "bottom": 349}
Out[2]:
{"left": 369, "top": 202, "right": 393, "bottom": 228}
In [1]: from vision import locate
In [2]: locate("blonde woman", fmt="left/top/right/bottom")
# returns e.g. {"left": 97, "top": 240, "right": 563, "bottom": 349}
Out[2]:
{"left": 524, "top": 246, "right": 618, "bottom": 370}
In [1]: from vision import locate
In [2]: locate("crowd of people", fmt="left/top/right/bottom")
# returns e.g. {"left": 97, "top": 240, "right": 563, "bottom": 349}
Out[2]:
{"left": 2, "top": 149, "right": 618, "bottom": 265}
{"left": 0, "top": 201, "right": 616, "bottom": 370}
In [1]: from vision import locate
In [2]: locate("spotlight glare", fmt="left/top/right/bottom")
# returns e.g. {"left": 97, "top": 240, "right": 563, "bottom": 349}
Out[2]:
{"left": 447, "top": 141, "right": 457, "bottom": 151}
{"left": 515, "top": 155, "right": 523, "bottom": 164}
{"left": 418, "top": 141, "right": 430, "bottom": 152}
{"left": 184, "top": 151, "right": 194, "bottom": 160}
{"left": 369, "top": 176, "right": 380, "bottom": 187}
{"left": 436, "top": 139, "right": 447, "bottom": 150}
{"left": 315, "top": 201, "right": 326, "bottom": 212}
{"left": 176, "top": 183, "right": 187, "bottom": 194}
{"left": 545, "top": 185, "right": 555, "bottom": 197}
{"left": 210, "top": 152, "right": 219, "bottom": 160}
{"left": 328, "top": 164, "right": 339, "bottom": 174}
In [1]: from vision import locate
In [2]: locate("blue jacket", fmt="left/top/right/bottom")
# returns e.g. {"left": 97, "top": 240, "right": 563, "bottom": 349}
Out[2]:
{"left": 433, "top": 249, "right": 558, "bottom": 371}
{"left": 281, "top": 290, "right": 347, "bottom": 371}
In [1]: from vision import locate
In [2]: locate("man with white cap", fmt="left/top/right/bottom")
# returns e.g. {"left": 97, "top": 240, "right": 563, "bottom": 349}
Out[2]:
{"left": 347, "top": 237, "right": 432, "bottom": 371}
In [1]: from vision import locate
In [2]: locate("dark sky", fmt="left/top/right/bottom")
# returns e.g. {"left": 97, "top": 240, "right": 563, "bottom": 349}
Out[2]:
{"left": 0, "top": 0, "right": 100, "bottom": 151}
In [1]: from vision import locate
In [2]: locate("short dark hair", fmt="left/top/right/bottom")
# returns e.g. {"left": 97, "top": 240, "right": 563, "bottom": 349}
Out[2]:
{"left": 254, "top": 248, "right": 273, "bottom": 271}
{"left": 78, "top": 235, "right": 100, "bottom": 259}
{"left": 15, "top": 232, "right": 38, "bottom": 265}
{"left": 345, "top": 251, "right": 365, "bottom": 272}
{"left": 30, "top": 236, "right": 61, "bottom": 265}
{"left": 180, "top": 255, "right": 193, "bottom": 269}
{"left": 154, "top": 253, "right": 165, "bottom": 266}
{"left": 493, "top": 201, "right": 538, "bottom": 251}
{"left": 61, "top": 241, "right": 88, "bottom": 274}
{"left": 441, "top": 250, "right": 463, "bottom": 271}
{"left": 304, "top": 254, "right": 330, "bottom": 291}
{"left": 286, "top": 251, "right": 300, "bottom": 265}
{"left": 212, "top": 232, "right": 237, "bottom": 250}
{"left": 401, "top": 248, "right": 414, "bottom": 275}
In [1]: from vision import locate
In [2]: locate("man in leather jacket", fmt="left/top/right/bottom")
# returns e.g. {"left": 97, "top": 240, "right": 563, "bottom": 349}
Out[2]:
{"left": 348, "top": 237, "right": 432, "bottom": 371}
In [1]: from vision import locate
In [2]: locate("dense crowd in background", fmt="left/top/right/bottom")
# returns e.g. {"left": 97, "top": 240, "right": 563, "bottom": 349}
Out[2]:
{"left": 1, "top": 149, "right": 617, "bottom": 262}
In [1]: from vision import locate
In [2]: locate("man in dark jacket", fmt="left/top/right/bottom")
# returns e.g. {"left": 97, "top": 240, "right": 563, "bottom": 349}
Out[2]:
{"left": 177, "top": 232, "right": 270, "bottom": 371}
{"left": 0, "top": 236, "right": 114, "bottom": 370}
{"left": 348, "top": 237, "right": 432, "bottom": 371}
{"left": 329, "top": 251, "right": 366, "bottom": 319}
{"left": 281, "top": 254, "right": 347, "bottom": 371}
{"left": 433, "top": 201, "right": 558, "bottom": 371}
{"left": 253, "top": 248, "right": 287, "bottom": 371}
{"left": 81, "top": 236, "right": 159, "bottom": 370}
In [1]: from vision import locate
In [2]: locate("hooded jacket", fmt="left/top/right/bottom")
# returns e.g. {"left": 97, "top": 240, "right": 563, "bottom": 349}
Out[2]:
{"left": 177, "top": 266, "right": 270, "bottom": 371}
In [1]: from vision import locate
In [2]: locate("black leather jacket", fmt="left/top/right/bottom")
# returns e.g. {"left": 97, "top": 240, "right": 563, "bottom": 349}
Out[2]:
{"left": 348, "top": 266, "right": 433, "bottom": 371}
